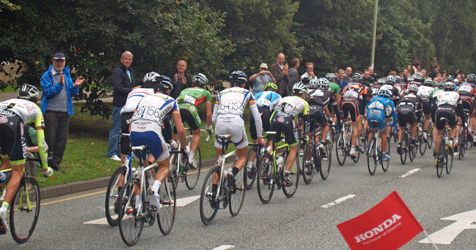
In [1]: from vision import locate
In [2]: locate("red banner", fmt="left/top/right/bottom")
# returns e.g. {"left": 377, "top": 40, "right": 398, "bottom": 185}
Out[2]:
{"left": 337, "top": 191, "right": 423, "bottom": 250}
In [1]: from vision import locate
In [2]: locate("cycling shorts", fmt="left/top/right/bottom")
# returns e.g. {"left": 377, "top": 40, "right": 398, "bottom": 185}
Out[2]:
{"left": 397, "top": 109, "right": 417, "bottom": 127}
{"left": 0, "top": 111, "right": 27, "bottom": 166}
{"left": 250, "top": 107, "right": 271, "bottom": 140}
{"left": 309, "top": 105, "right": 328, "bottom": 131}
{"left": 179, "top": 103, "right": 201, "bottom": 130}
{"left": 270, "top": 114, "right": 299, "bottom": 146}
{"left": 421, "top": 97, "right": 431, "bottom": 115}
{"left": 120, "top": 112, "right": 133, "bottom": 155}
{"left": 214, "top": 115, "right": 248, "bottom": 149}
{"left": 435, "top": 106, "right": 457, "bottom": 130}
{"left": 460, "top": 95, "right": 475, "bottom": 116}
{"left": 366, "top": 109, "right": 387, "bottom": 131}
{"left": 341, "top": 98, "right": 360, "bottom": 122}
{"left": 130, "top": 121, "right": 170, "bottom": 162}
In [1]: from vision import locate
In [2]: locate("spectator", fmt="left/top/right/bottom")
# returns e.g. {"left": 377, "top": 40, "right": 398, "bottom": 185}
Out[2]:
{"left": 107, "top": 51, "right": 135, "bottom": 161}
{"left": 368, "top": 66, "right": 377, "bottom": 81}
{"left": 336, "top": 69, "right": 348, "bottom": 93}
{"left": 269, "top": 53, "right": 289, "bottom": 96}
{"left": 344, "top": 67, "right": 352, "bottom": 82}
{"left": 429, "top": 57, "right": 438, "bottom": 73}
{"left": 301, "top": 62, "right": 317, "bottom": 82}
{"left": 40, "top": 52, "right": 84, "bottom": 172}
{"left": 170, "top": 60, "right": 192, "bottom": 99}
{"left": 362, "top": 70, "right": 372, "bottom": 86}
{"left": 412, "top": 57, "right": 421, "bottom": 71}
{"left": 249, "top": 63, "right": 276, "bottom": 95}
{"left": 421, "top": 69, "right": 427, "bottom": 77}
{"left": 429, "top": 65, "right": 440, "bottom": 79}
{"left": 288, "top": 58, "right": 300, "bottom": 93}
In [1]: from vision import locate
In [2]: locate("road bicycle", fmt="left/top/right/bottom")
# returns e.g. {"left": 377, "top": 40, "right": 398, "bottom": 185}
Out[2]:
{"left": 169, "top": 128, "right": 210, "bottom": 191}
{"left": 335, "top": 121, "right": 361, "bottom": 165}
{"left": 256, "top": 131, "right": 300, "bottom": 204}
{"left": 0, "top": 155, "right": 41, "bottom": 243}
{"left": 434, "top": 118, "right": 454, "bottom": 178}
{"left": 244, "top": 142, "right": 264, "bottom": 190}
{"left": 118, "top": 145, "right": 176, "bottom": 246}
{"left": 199, "top": 134, "right": 246, "bottom": 225}
{"left": 302, "top": 129, "right": 332, "bottom": 184}
{"left": 397, "top": 124, "right": 417, "bottom": 165}
{"left": 366, "top": 121, "right": 390, "bottom": 175}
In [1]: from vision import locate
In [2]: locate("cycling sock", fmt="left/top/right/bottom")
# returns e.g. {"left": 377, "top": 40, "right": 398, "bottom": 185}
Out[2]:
{"left": 188, "top": 150, "right": 195, "bottom": 162}
{"left": 1, "top": 202, "right": 8, "bottom": 210}
{"left": 135, "top": 195, "right": 140, "bottom": 209}
{"left": 152, "top": 180, "right": 161, "bottom": 194}
{"left": 284, "top": 170, "right": 290, "bottom": 174}
{"left": 232, "top": 167, "right": 239, "bottom": 177}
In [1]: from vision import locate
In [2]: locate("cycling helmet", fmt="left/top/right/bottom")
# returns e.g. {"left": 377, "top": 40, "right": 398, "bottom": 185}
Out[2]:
{"left": 466, "top": 73, "right": 476, "bottom": 83}
{"left": 406, "top": 75, "right": 414, "bottom": 83}
{"left": 412, "top": 72, "right": 424, "bottom": 82}
{"left": 157, "top": 76, "right": 174, "bottom": 92}
{"left": 377, "top": 78, "right": 386, "bottom": 85}
{"left": 386, "top": 75, "right": 396, "bottom": 84}
{"left": 423, "top": 78, "right": 433, "bottom": 86}
{"left": 445, "top": 75, "right": 454, "bottom": 82}
{"left": 18, "top": 84, "right": 40, "bottom": 100}
{"left": 317, "top": 78, "right": 329, "bottom": 89}
{"left": 378, "top": 88, "right": 392, "bottom": 98}
{"left": 229, "top": 70, "right": 247, "bottom": 85}
{"left": 301, "top": 76, "right": 311, "bottom": 85}
{"left": 308, "top": 78, "right": 318, "bottom": 89}
{"left": 352, "top": 73, "right": 363, "bottom": 82}
{"left": 444, "top": 81, "right": 456, "bottom": 91}
{"left": 292, "top": 82, "right": 308, "bottom": 95}
{"left": 264, "top": 82, "right": 278, "bottom": 91}
{"left": 325, "top": 73, "right": 337, "bottom": 82}
{"left": 143, "top": 71, "right": 160, "bottom": 83}
{"left": 192, "top": 73, "right": 208, "bottom": 86}
{"left": 436, "top": 80, "right": 445, "bottom": 89}
{"left": 408, "top": 84, "right": 419, "bottom": 93}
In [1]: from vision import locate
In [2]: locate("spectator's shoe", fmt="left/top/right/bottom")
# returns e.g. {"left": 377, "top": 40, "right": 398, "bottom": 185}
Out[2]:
{"left": 0, "top": 206, "right": 8, "bottom": 234}
{"left": 227, "top": 173, "right": 236, "bottom": 194}
{"left": 108, "top": 155, "right": 121, "bottom": 161}
{"left": 51, "top": 165, "right": 65, "bottom": 173}
{"left": 382, "top": 154, "right": 390, "bottom": 161}
{"left": 43, "top": 167, "right": 54, "bottom": 177}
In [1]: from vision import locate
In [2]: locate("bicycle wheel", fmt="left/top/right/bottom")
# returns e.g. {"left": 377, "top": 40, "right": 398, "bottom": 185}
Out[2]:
{"left": 9, "top": 176, "right": 40, "bottom": 244}
{"left": 185, "top": 147, "right": 201, "bottom": 190}
{"left": 118, "top": 178, "right": 143, "bottom": 246}
{"left": 419, "top": 135, "right": 427, "bottom": 156}
{"left": 282, "top": 154, "right": 300, "bottom": 198}
{"left": 446, "top": 147, "right": 453, "bottom": 174}
{"left": 244, "top": 146, "right": 258, "bottom": 190}
{"left": 169, "top": 154, "right": 179, "bottom": 190}
{"left": 367, "top": 137, "right": 377, "bottom": 175}
{"left": 336, "top": 132, "right": 346, "bottom": 166}
{"left": 229, "top": 166, "right": 246, "bottom": 217}
{"left": 105, "top": 166, "right": 126, "bottom": 227}
{"left": 320, "top": 143, "right": 331, "bottom": 180}
{"left": 458, "top": 130, "right": 465, "bottom": 160}
{"left": 351, "top": 143, "right": 360, "bottom": 163}
{"left": 436, "top": 140, "right": 445, "bottom": 178}
{"left": 158, "top": 176, "right": 176, "bottom": 235}
{"left": 400, "top": 133, "right": 408, "bottom": 165}
{"left": 302, "top": 142, "right": 315, "bottom": 184}
{"left": 382, "top": 136, "right": 390, "bottom": 172}
{"left": 199, "top": 166, "right": 220, "bottom": 225}
{"left": 257, "top": 158, "right": 275, "bottom": 204}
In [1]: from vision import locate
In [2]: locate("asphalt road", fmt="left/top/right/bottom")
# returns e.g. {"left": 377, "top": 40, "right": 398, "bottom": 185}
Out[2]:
{"left": 2, "top": 141, "right": 476, "bottom": 249}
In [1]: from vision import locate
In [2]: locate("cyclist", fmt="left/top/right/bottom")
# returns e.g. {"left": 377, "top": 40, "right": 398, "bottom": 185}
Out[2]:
{"left": 340, "top": 73, "right": 369, "bottom": 157}
{"left": 365, "top": 88, "right": 397, "bottom": 161}
{"left": 250, "top": 82, "right": 282, "bottom": 142}
{"left": 212, "top": 70, "right": 265, "bottom": 192}
{"left": 270, "top": 82, "right": 310, "bottom": 184}
{"left": 430, "top": 81, "right": 445, "bottom": 142}
{"left": 433, "top": 81, "right": 465, "bottom": 164}
{"left": 458, "top": 73, "right": 476, "bottom": 144}
{"left": 176, "top": 73, "right": 213, "bottom": 168}
{"left": 0, "top": 84, "right": 53, "bottom": 233}
{"left": 326, "top": 73, "right": 342, "bottom": 105}
{"left": 119, "top": 72, "right": 157, "bottom": 164}
{"left": 307, "top": 78, "right": 341, "bottom": 151}
{"left": 417, "top": 78, "right": 435, "bottom": 141}
{"left": 381, "top": 75, "right": 402, "bottom": 106}
{"left": 396, "top": 84, "right": 423, "bottom": 154}
{"left": 129, "top": 75, "right": 188, "bottom": 213}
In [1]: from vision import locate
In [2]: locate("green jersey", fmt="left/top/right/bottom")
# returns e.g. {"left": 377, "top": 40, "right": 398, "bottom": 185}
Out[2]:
{"left": 329, "top": 82, "right": 341, "bottom": 95}
{"left": 177, "top": 87, "right": 212, "bottom": 107}
{"left": 429, "top": 88, "right": 443, "bottom": 99}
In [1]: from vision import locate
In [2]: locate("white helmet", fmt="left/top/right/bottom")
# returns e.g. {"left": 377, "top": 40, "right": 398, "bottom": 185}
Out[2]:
{"left": 292, "top": 82, "right": 308, "bottom": 95}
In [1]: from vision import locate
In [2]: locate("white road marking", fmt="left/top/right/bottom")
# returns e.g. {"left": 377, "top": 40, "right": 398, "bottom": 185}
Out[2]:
{"left": 399, "top": 168, "right": 421, "bottom": 178}
{"left": 212, "top": 245, "right": 235, "bottom": 250}
{"left": 85, "top": 195, "right": 201, "bottom": 225}
{"left": 321, "top": 194, "right": 356, "bottom": 208}
{"left": 419, "top": 209, "right": 476, "bottom": 245}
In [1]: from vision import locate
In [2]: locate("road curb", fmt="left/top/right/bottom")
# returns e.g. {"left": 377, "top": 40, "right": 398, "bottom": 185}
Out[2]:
{"left": 41, "top": 158, "right": 218, "bottom": 200}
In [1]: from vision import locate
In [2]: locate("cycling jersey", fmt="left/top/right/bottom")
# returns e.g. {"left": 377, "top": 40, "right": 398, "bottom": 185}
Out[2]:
{"left": 131, "top": 93, "right": 179, "bottom": 123}
{"left": 120, "top": 88, "right": 155, "bottom": 115}
{"left": 273, "top": 96, "right": 310, "bottom": 117}
{"left": 0, "top": 98, "right": 47, "bottom": 166}
{"left": 177, "top": 87, "right": 212, "bottom": 107}
{"left": 435, "top": 91, "right": 461, "bottom": 107}
{"left": 307, "top": 89, "right": 337, "bottom": 127}
{"left": 434, "top": 91, "right": 465, "bottom": 130}
{"left": 271, "top": 96, "right": 310, "bottom": 145}
{"left": 214, "top": 87, "right": 255, "bottom": 116}
{"left": 254, "top": 91, "right": 282, "bottom": 110}
{"left": 365, "top": 96, "right": 397, "bottom": 131}
{"left": 329, "top": 82, "right": 341, "bottom": 95}
{"left": 417, "top": 86, "right": 434, "bottom": 99}
{"left": 397, "top": 93, "right": 422, "bottom": 126}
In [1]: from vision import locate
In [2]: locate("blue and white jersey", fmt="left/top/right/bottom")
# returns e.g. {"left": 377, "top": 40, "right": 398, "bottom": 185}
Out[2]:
{"left": 254, "top": 91, "right": 282, "bottom": 110}
{"left": 214, "top": 87, "right": 256, "bottom": 116}
{"left": 366, "top": 96, "right": 397, "bottom": 126}
{"left": 120, "top": 88, "right": 155, "bottom": 114}
{"left": 131, "top": 93, "right": 179, "bottom": 124}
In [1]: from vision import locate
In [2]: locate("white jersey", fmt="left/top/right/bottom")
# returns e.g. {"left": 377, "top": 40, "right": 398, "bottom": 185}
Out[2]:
{"left": 214, "top": 87, "right": 255, "bottom": 116}
{"left": 435, "top": 91, "right": 461, "bottom": 107}
{"left": 417, "top": 86, "right": 434, "bottom": 98}
{"left": 458, "top": 83, "right": 475, "bottom": 94}
{"left": 0, "top": 98, "right": 42, "bottom": 125}
{"left": 131, "top": 93, "right": 179, "bottom": 123}
{"left": 120, "top": 88, "right": 155, "bottom": 114}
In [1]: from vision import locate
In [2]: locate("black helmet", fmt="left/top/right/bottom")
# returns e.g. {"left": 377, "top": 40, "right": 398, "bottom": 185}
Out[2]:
{"left": 352, "top": 73, "right": 363, "bottom": 82}
{"left": 229, "top": 70, "right": 247, "bottom": 86}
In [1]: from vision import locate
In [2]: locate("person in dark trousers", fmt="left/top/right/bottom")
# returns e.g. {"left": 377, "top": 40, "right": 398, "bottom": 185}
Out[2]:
{"left": 107, "top": 51, "right": 136, "bottom": 161}
{"left": 40, "top": 52, "right": 84, "bottom": 173}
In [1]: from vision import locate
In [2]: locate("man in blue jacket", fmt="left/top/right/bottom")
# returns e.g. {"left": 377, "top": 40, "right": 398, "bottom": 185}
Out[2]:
{"left": 40, "top": 52, "right": 84, "bottom": 173}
